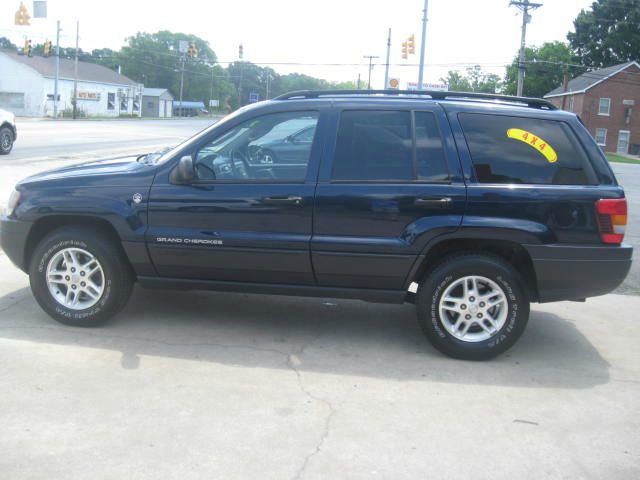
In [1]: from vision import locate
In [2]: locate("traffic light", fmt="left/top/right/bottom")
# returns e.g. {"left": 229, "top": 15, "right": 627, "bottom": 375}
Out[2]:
{"left": 187, "top": 42, "right": 198, "bottom": 59}
{"left": 14, "top": 2, "right": 31, "bottom": 26}
{"left": 23, "top": 38, "right": 32, "bottom": 57}
{"left": 407, "top": 34, "right": 415, "bottom": 55}
{"left": 239, "top": 44, "right": 244, "bottom": 60}
{"left": 43, "top": 40, "right": 51, "bottom": 57}
{"left": 401, "top": 41, "right": 408, "bottom": 59}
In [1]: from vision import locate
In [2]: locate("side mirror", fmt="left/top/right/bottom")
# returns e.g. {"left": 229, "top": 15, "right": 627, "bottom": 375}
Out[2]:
{"left": 286, "top": 135, "right": 295, "bottom": 144}
{"left": 170, "top": 155, "right": 195, "bottom": 184}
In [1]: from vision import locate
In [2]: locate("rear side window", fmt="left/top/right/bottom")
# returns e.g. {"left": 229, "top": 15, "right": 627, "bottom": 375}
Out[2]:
{"left": 332, "top": 110, "right": 448, "bottom": 182}
{"left": 459, "top": 113, "right": 595, "bottom": 185}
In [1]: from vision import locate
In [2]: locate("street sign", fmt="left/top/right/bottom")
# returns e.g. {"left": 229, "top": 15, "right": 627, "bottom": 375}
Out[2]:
{"left": 249, "top": 92, "right": 259, "bottom": 103}
{"left": 178, "top": 40, "right": 189, "bottom": 54}
{"left": 33, "top": 1, "right": 47, "bottom": 18}
{"left": 388, "top": 78, "right": 400, "bottom": 89}
{"left": 209, "top": 99, "right": 220, "bottom": 108}
{"left": 407, "top": 82, "right": 448, "bottom": 91}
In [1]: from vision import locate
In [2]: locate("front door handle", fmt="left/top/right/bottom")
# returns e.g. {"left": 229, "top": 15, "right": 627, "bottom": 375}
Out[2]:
{"left": 414, "top": 197, "right": 453, "bottom": 208}
{"left": 262, "top": 196, "right": 303, "bottom": 206}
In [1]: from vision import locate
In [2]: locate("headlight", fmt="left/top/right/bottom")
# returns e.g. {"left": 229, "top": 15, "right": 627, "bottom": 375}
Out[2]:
{"left": 5, "top": 189, "right": 21, "bottom": 216}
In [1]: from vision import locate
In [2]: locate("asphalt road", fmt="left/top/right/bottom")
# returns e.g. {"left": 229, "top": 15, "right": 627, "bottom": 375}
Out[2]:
{"left": 8, "top": 117, "right": 214, "bottom": 162}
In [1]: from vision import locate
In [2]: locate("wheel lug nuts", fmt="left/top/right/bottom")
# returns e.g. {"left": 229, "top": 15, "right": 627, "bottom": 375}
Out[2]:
{"left": 65, "top": 276, "right": 70, "bottom": 281}
{"left": 465, "top": 314, "right": 471, "bottom": 320}
{"left": 71, "top": 268, "right": 76, "bottom": 273}
{"left": 81, "top": 281, "right": 86, "bottom": 287}
{"left": 71, "top": 285, "right": 77, "bottom": 290}
{"left": 80, "top": 271, "right": 85, "bottom": 277}
{"left": 479, "top": 302, "right": 485, "bottom": 307}
{"left": 476, "top": 313, "right": 482, "bottom": 318}
{"left": 460, "top": 304, "right": 467, "bottom": 310}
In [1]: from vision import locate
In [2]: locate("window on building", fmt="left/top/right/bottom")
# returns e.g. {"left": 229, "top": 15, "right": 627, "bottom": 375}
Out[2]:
{"left": 595, "top": 128, "right": 607, "bottom": 146}
{"left": 598, "top": 98, "right": 611, "bottom": 116}
{"left": 120, "top": 97, "right": 128, "bottom": 110}
{"left": 415, "top": 111, "right": 449, "bottom": 182}
{"left": 0, "top": 92, "right": 25, "bottom": 109}
{"left": 459, "top": 113, "right": 595, "bottom": 185}
{"left": 107, "top": 92, "right": 115, "bottom": 110}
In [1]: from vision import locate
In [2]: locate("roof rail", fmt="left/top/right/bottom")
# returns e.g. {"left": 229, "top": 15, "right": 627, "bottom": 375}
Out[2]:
{"left": 273, "top": 89, "right": 557, "bottom": 110}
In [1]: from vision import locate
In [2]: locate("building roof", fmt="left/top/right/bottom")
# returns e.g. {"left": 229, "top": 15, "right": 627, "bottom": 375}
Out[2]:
{"left": 544, "top": 61, "right": 640, "bottom": 98}
{"left": 0, "top": 48, "right": 137, "bottom": 86}
{"left": 143, "top": 88, "right": 173, "bottom": 98}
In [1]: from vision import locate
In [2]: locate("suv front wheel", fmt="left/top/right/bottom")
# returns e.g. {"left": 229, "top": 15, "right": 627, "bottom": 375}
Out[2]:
{"left": 416, "top": 253, "right": 530, "bottom": 360}
{"left": 29, "top": 227, "right": 133, "bottom": 326}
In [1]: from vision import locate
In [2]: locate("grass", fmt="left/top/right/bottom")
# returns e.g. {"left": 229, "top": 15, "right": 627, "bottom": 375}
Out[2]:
{"left": 606, "top": 153, "right": 640, "bottom": 165}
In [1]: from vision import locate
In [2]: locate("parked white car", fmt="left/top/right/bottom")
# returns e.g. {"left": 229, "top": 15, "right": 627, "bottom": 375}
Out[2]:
{"left": 0, "top": 109, "right": 17, "bottom": 155}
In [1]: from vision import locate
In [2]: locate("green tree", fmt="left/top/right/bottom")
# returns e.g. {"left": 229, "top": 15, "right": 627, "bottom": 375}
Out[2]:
{"left": 503, "top": 41, "right": 577, "bottom": 97}
{"left": 0, "top": 37, "right": 16, "bottom": 49}
{"left": 440, "top": 66, "right": 501, "bottom": 93}
{"left": 568, "top": 0, "right": 640, "bottom": 67}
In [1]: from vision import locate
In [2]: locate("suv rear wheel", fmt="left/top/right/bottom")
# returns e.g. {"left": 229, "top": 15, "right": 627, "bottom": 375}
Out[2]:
{"left": 29, "top": 227, "right": 133, "bottom": 326}
{"left": 416, "top": 253, "right": 529, "bottom": 360}
{"left": 0, "top": 126, "right": 14, "bottom": 155}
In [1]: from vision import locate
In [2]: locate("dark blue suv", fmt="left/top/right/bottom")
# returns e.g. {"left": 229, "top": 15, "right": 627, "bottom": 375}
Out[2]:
{"left": 0, "top": 90, "right": 632, "bottom": 360}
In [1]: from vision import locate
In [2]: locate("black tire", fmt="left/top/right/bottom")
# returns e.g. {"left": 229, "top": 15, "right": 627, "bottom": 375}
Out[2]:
{"left": 28, "top": 227, "right": 134, "bottom": 327}
{"left": 416, "top": 253, "right": 530, "bottom": 361}
{"left": 0, "top": 126, "right": 13, "bottom": 155}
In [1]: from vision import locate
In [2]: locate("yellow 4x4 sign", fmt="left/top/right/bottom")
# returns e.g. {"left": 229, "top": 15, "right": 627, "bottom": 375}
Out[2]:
{"left": 506, "top": 128, "right": 558, "bottom": 163}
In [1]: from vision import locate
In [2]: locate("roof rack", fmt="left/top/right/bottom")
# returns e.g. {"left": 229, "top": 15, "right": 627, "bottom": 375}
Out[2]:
{"left": 273, "top": 89, "right": 557, "bottom": 110}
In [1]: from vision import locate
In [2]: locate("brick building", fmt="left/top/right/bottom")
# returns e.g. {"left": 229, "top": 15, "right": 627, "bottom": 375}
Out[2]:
{"left": 544, "top": 61, "right": 639, "bottom": 155}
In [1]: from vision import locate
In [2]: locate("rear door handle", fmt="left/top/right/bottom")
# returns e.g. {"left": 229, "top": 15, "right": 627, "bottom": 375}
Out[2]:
{"left": 414, "top": 197, "right": 453, "bottom": 208}
{"left": 262, "top": 196, "right": 303, "bottom": 206}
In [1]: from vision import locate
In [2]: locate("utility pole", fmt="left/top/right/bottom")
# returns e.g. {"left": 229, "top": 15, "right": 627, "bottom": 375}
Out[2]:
{"left": 510, "top": 0, "right": 543, "bottom": 96}
{"left": 53, "top": 20, "right": 61, "bottom": 118}
{"left": 363, "top": 55, "right": 379, "bottom": 89}
{"left": 178, "top": 55, "right": 185, "bottom": 116}
{"left": 384, "top": 28, "right": 391, "bottom": 89}
{"left": 72, "top": 21, "right": 79, "bottom": 119}
{"left": 560, "top": 63, "right": 569, "bottom": 110}
{"left": 417, "top": 0, "right": 429, "bottom": 89}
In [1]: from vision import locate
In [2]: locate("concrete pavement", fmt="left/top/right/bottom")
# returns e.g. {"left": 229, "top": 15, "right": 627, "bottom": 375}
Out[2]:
{"left": 0, "top": 254, "right": 639, "bottom": 479}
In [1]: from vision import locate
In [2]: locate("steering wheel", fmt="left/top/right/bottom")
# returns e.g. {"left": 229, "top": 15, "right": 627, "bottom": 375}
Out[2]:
{"left": 229, "top": 150, "right": 251, "bottom": 179}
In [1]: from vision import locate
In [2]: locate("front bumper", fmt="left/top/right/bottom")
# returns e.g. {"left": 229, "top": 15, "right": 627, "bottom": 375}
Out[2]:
{"left": 0, "top": 215, "right": 32, "bottom": 272}
{"left": 524, "top": 243, "right": 633, "bottom": 302}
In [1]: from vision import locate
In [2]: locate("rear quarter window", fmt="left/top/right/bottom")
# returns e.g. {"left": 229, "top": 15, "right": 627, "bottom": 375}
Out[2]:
{"left": 459, "top": 113, "right": 596, "bottom": 185}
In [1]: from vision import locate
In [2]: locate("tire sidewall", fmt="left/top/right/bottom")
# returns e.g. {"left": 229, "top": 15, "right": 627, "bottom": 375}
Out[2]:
{"left": 29, "top": 231, "right": 126, "bottom": 326}
{"left": 0, "top": 127, "right": 13, "bottom": 154}
{"left": 418, "top": 256, "right": 529, "bottom": 360}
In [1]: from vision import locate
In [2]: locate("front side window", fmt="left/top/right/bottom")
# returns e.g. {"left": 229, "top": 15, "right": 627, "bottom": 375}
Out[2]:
{"left": 598, "top": 98, "right": 610, "bottom": 116}
{"left": 331, "top": 110, "right": 448, "bottom": 182}
{"left": 595, "top": 128, "right": 607, "bottom": 146}
{"left": 459, "top": 113, "right": 594, "bottom": 185}
{"left": 194, "top": 111, "right": 318, "bottom": 181}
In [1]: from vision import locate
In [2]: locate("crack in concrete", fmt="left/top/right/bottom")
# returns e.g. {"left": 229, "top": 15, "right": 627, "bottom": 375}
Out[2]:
{"left": 287, "top": 319, "right": 336, "bottom": 480}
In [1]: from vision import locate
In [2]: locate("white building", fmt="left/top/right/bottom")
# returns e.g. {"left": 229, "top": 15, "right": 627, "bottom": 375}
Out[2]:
{"left": 0, "top": 49, "right": 143, "bottom": 117}
{"left": 142, "top": 88, "right": 174, "bottom": 118}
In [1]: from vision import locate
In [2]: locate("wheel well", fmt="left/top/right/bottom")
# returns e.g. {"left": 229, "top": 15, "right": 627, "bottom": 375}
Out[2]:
{"left": 411, "top": 239, "right": 539, "bottom": 302}
{"left": 1, "top": 122, "right": 14, "bottom": 137}
{"left": 24, "top": 216, "right": 132, "bottom": 273}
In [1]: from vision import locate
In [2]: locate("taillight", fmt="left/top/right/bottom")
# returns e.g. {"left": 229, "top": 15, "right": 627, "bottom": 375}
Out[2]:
{"left": 596, "top": 198, "right": 627, "bottom": 244}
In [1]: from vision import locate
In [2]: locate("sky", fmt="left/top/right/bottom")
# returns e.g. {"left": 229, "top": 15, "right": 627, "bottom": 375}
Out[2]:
{"left": 0, "top": 0, "right": 595, "bottom": 88}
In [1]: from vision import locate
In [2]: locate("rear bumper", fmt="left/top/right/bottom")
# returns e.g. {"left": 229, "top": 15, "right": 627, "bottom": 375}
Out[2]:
{"left": 0, "top": 216, "right": 31, "bottom": 272}
{"left": 524, "top": 243, "right": 633, "bottom": 302}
